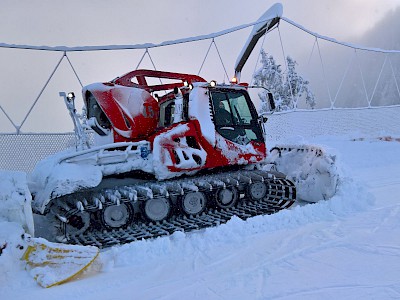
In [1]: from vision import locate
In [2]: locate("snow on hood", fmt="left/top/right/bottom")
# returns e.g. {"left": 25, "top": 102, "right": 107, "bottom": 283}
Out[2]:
{"left": 111, "top": 86, "right": 148, "bottom": 121}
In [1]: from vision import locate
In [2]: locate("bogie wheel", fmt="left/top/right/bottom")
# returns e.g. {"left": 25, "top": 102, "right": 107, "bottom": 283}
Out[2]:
{"left": 98, "top": 202, "right": 134, "bottom": 230}
{"left": 247, "top": 182, "right": 268, "bottom": 201}
{"left": 181, "top": 191, "right": 207, "bottom": 215}
{"left": 142, "top": 197, "right": 171, "bottom": 222}
{"left": 66, "top": 211, "right": 91, "bottom": 236}
{"left": 215, "top": 187, "right": 238, "bottom": 209}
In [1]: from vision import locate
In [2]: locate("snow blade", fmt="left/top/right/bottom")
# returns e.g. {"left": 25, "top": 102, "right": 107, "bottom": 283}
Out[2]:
{"left": 266, "top": 145, "right": 339, "bottom": 202}
{"left": 22, "top": 237, "right": 99, "bottom": 288}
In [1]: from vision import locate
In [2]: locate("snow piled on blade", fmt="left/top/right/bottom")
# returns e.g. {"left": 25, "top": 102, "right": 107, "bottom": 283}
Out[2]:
{"left": 266, "top": 144, "right": 340, "bottom": 202}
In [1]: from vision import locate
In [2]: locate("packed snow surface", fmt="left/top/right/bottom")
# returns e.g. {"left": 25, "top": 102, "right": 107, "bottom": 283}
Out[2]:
{"left": 1, "top": 133, "right": 400, "bottom": 299}
{"left": 0, "top": 171, "right": 34, "bottom": 235}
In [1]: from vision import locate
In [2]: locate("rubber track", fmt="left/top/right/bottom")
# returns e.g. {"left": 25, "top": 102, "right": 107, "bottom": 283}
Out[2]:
{"left": 62, "top": 173, "right": 296, "bottom": 249}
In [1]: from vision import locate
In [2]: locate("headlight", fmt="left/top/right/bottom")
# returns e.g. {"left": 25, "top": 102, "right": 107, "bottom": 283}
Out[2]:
{"left": 67, "top": 92, "right": 75, "bottom": 102}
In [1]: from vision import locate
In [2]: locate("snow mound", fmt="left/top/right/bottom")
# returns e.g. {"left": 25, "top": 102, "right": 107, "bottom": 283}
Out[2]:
{"left": 99, "top": 168, "right": 373, "bottom": 271}
{"left": 0, "top": 171, "right": 34, "bottom": 234}
{"left": 0, "top": 171, "right": 34, "bottom": 290}
{"left": 0, "top": 222, "right": 30, "bottom": 288}
{"left": 0, "top": 140, "right": 377, "bottom": 297}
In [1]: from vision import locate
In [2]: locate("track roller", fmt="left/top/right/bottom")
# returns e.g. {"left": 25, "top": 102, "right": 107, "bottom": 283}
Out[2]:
{"left": 97, "top": 203, "right": 134, "bottom": 230}
{"left": 247, "top": 182, "right": 268, "bottom": 200}
{"left": 181, "top": 191, "right": 207, "bottom": 215}
{"left": 214, "top": 187, "right": 239, "bottom": 208}
{"left": 142, "top": 197, "right": 171, "bottom": 222}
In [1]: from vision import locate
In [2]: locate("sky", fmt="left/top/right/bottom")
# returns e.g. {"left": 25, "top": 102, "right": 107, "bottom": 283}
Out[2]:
{"left": 0, "top": 0, "right": 399, "bottom": 133}
{"left": 1, "top": 0, "right": 398, "bottom": 46}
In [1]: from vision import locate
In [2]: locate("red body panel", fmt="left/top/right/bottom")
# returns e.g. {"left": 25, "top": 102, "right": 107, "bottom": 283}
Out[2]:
{"left": 150, "top": 119, "right": 266, "bottom": 175}
{"left": 84, "top": 70, "right": 267, "bottom": 178}
{"left": 87, "top": 84, "right": 160, "bottom": 142}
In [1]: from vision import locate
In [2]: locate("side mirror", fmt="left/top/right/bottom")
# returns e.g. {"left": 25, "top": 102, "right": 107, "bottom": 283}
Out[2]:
{"left": 256, "top": 115, "right": 268, "bottom": 124}
{"left": 268, "top": 92, "right": 276, "bottom": 111}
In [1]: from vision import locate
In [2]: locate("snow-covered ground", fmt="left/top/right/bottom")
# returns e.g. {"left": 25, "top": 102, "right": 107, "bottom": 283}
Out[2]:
{"left": 1, "top": 132, "right": 400, "bottom": 299}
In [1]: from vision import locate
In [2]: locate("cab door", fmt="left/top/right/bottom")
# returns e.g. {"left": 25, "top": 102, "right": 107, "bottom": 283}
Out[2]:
{"left": 210, "top": 89, "right": 264, "bottom": 145}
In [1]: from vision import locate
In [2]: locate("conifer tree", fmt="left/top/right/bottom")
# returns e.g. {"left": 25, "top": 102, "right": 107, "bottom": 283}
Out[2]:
{"left": 253, "top": 50, "right": 316, "bottom": 112}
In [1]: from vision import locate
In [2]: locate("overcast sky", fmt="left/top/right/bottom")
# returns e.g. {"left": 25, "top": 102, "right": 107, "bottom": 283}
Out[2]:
{"left": 0, "top": 0, "right": 398, "bottom": 45}
{"left": 0, "top": 0, "right": 399, "bottom": 132}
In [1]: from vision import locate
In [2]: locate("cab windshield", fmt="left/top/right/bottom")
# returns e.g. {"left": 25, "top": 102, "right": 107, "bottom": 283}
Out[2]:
{"left": 210, "top": 89, "right": 263, "bottom": 145}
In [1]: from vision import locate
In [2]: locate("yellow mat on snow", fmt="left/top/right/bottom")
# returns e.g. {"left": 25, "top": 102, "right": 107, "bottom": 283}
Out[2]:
{"left": 22, "top": 238, "right": 99, "bottom": 288}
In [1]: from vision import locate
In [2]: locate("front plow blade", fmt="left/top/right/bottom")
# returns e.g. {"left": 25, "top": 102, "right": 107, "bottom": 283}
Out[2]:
{"left": 267, "top": 145, "right": 339, "bottom": 202}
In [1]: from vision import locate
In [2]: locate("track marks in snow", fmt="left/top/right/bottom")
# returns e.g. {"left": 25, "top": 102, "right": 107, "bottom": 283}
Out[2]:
{"left": 90, "top": 174, "right": 376, "bottom": 299}
{"left": 372, "top": 204, "right": 400, "bottom": 233}
{"left": 267, "top": 283, "right": 400, "bottom": 300}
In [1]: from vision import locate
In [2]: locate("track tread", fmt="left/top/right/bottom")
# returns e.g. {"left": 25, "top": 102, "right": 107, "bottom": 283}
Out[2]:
{"left": 51, "top": 170, "right": 296, "bottom": 248}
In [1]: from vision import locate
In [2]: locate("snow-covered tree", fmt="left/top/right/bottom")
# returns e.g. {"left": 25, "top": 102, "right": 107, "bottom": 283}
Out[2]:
{"left": 253, "top": 50, "right": 316, "bottom": 112}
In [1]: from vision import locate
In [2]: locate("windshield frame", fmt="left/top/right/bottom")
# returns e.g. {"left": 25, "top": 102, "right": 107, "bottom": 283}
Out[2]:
{"left": 209, "top": 88, "right": 264, "bottom": 144}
